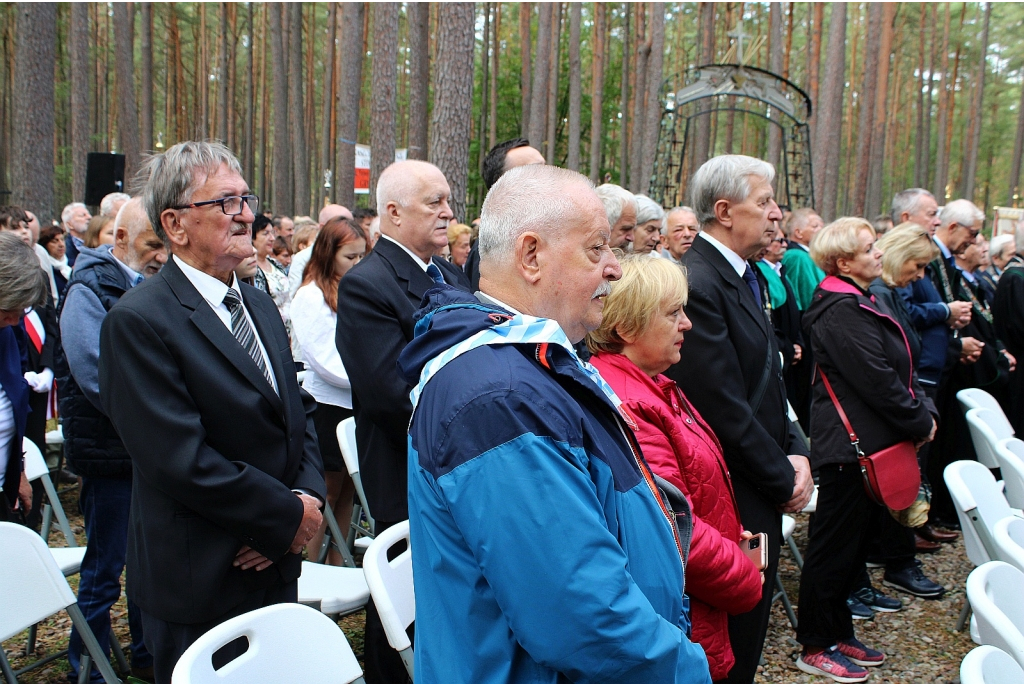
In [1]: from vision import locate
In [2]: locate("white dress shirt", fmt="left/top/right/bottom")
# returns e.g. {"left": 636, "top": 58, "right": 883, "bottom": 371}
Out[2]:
{"left": 698, "top": 231, "right": 748, "bottom": 278}
{"left": 291, "top": 283, "right": 352, "bottom": 409}
{"left": 380, "top": 233, "right": 431, "bottom": 272}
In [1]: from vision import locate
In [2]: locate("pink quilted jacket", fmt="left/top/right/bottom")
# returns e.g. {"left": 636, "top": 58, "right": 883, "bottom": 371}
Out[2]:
{"left": 592, "top": 352, "right": 763, "bottom": 680}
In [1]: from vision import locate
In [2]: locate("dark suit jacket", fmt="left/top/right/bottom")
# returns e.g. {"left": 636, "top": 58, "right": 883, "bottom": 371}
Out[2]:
{"left": 99, "top": 258, "right": 326, "bottom": 625}
{"left": 65, "top": 234, "right": 80, "bottom": 267}
{"left": 667, "top": 237, "right": 807, "bottom": 512}
{"left": 1, "top": 326, "right": 29, "bottom": 511}
{"left": 335, "top": 237, "right": 470, "bottom": 523}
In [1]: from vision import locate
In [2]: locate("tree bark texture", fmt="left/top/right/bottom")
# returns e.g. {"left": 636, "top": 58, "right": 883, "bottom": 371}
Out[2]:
{"left": 217, "top": 3, "right": 229, "bottom": 143}
{"left": 13, "top": 3, "right": 56, "bottom": 221}
{"left": 851, "top": 3, "right": 882, "bottom": 218}
{"left": 519, "top": 2, "right": 532, "bottom": 137}
{"left": 489, "top": 4, "right": 500, "bottom": 150}
{"left": 319, "top": 2, "right": 337, "bottom": 209}
{"left": 478, "top": 4, "right": 491, "bottom": 184}
{"left": 544, "top": 4, "right": 562, "bottom": 163}
{"left": 865, "top": 3, "right": 896, "bottom": 219}
{"left": 618, "top": 4, "right": 631, "bottom": 185}
{"left": 370, "top": 2, "right": 398, "bottom": 208}
{"left": 289, "top": 3, "right": 309, "bottom": 216}
{"left": 407, "top": 1, "right": 429, "bottom": 160}
{"left": 70, "top": 2, "right": 89, "bottom": 202}
{"left": 766, "top": 3, "right": 784, "bottom": 177}
{"left": 528, "top": 2, "right": 550, "bottom": 150}
{"left": 962, "top": 2, "right": 991, "bottom": 202}
{"left": 1009, "top": 74, "right": 1024, "bottom": 205}
{"left": 629, "top": 4, "right": 651, "bottom": 191}
{"left": 932, "top": 4, "right": 953, "bottom": 199}
{"left": 336, "top": 1, "right": 364, "bottom": 209}
{"left": 566, "top": 2, "right": 582, "bottom": 172}
{"left": 429, "top": 2, "right": 475, "bottom": 223}
{"left": 691, "top": 2, "right": 715, "bottom": 179}
{"left": 244, "top": 3, "right": 255, "bottom": 184}
{"left": 913, "top": 2, "right": 927, "bottom": 188}
{"left": 270, "top": 3, "right": 292, "bottom": 215}
{"left": 113, "top": 2, "right": 140, "bottom": 186}
{"left": 639, "top": 3, "right": 665, "bottom": 195}
{"left": 806, "top": 3, "right": 823, "bottom": 137}
{"left": 588, "top": 2, "right": 606, "bottom": 183}
{"left": 814, "top": 2, "right": 846, "bottom": 222}
{"left": 140, "top": 3, "right": 153, "bottom": 153}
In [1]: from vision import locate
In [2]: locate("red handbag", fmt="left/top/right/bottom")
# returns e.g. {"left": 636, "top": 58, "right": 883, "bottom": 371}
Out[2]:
{"left": 818, "top": 368, "right": 921, "bottom": 511}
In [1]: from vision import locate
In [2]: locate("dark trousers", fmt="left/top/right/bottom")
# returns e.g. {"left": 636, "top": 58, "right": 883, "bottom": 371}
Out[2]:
{"left": 364, "top": 518, "right": 413, "bottom": 684}
{"left": 723, "top": 480, "right": 782, "bottom": 683}
{"left": 68, "top": 476, "right": 151, "bottom": 682}
{"left": 797, "top": 463, "right": 880, "bottom": 647}
{"left": 141, "top": 580, "right": 297, "bottom": 683}
{"left": 926, "top": 378, "right": 966, "bottom": 524}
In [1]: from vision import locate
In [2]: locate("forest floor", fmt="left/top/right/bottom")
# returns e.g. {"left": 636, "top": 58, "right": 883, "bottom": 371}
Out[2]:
{"left": 5, "top": 485, "right": 974, "bottom": 684}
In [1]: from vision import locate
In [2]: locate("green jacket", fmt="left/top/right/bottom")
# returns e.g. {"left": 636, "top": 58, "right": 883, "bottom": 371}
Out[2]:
{"left": 781, "top": 244, "right": 825, "bottom": 311}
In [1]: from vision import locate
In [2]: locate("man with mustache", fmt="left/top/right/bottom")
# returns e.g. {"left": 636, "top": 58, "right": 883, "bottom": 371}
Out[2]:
{"left": 398, "top": 164, "right": 710, "bottom": 683}
{"left": 335, "top": 159, "right": 470, "bottom": 682}
{"left": 662, "top": 206, "right": 700, "bottom": 263}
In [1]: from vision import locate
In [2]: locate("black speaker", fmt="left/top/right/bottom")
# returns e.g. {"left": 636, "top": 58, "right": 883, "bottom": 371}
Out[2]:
{"left": 84, "top": 153, "right": 126, "bottom": 206}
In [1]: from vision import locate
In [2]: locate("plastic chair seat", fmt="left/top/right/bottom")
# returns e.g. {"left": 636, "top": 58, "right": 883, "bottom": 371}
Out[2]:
{"left": 355, "top": 537, "right": 371, "bottom": 550}
{"left": 297, "top": 562, "right": 370, "bottom": 616}
{"left": 782, "top": 514, "right": 796, "bottom": 541}
{"left": 50, "top": 547, "right": 86, "bottom": 576}
{"left": 960, "top": 645, "right": 1024, "bottom": 684}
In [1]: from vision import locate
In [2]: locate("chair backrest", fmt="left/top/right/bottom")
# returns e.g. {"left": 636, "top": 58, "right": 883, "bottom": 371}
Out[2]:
{"left": 22, "top": 437, "right": 78, "bottom": 548}
{"left": 994, "top": 517, "right": 1024, "bottom": 575}
{"left": 170, "top": 603, "right": 363, "bottom": 684}
{"left": 0, "top": 522, "right": 76, "bottom": 642}
{"left": 958, "top": 389, "right": 1014, "bottom": 430}
{"left": 960, "top": 645, "right": 1024, "bottom": 684}
{"left": 362, "top": 520, "right": 414, "bottom": 652}
{"left": 337, "top": 417, "right": 373, "bottom": 529}
{"left": 21, "top": 437, "right": 48, "bottom": 481}
{"left": 967, "top": 408, "right": 1014, "bottom": 469}
{"left": 945, "top": 460, "right": 1015, "bottom": 565}
{"left": 967, "top": 561, "right": 1024, "bottom": 672}
{"left": 998, "top": 438, "right": 1024, "bottom": 509}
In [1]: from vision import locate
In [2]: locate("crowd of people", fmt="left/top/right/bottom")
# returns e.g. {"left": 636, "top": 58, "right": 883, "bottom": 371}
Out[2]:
{"left": 0, "top": 135, "right": 1020, "bottom": 685}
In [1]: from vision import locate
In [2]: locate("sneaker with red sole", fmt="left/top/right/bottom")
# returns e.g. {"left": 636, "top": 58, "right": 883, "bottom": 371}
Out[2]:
{"left": 837, "top": 637, "right": 886, "bottom": 667}
{"left": 797, "top": 647, "right": 870, "bottom": 683}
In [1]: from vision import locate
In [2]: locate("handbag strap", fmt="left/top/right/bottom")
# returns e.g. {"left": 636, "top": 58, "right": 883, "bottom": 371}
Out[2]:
{"left": 817, "top": 365, "right": 864, "bottom": 456}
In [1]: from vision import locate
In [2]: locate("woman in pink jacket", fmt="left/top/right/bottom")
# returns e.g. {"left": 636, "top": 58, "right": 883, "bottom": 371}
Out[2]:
{"left": 588, "top": 255, "right": 763, "bottom": 681}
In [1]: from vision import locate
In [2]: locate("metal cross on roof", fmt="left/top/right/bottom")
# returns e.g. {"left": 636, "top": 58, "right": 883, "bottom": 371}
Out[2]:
{"left": 727, "top": 18, "right": 748, "bottom": 66}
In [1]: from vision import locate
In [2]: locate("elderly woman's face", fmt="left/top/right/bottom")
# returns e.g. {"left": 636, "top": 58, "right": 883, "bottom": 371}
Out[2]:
{"left": 633, "top": 220, "right": 662, "bottom": 255}
{"left": 622, "top": 298, "right": 693, "bottom": 378}
{"left": 895, "top": 259, "right": 928, "bottom": 288}
{"left": 46, "top": 235, "right": 66, "bottom": 259}
{"left": 451, "top": 232, "right": 471, "bottom": 267}
{"left": 840, "top": 229, "right": 882, "bottom": 287}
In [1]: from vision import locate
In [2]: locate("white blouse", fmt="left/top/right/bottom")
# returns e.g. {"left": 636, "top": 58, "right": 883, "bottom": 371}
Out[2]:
{"left": 290, "top": 283, "right": 351, "bottom": 409}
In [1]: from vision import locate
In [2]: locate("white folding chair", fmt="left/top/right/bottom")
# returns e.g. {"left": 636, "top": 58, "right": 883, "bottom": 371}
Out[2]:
{"left": 967, "top": 561, "right": 1024, "bottom": 672}
{"left": 959, "top": 389, "right": 1015, "bottom": 435}
{"left": 997, "top": 438, "right": 1024, "bottom": 509}
{"left": 170, "top": 603, "right": 364, "bottom": 684}
{"left": 0, "top": 522, "right": 120, "bottom": 684}
{"left": 296, "top": 561, "right": 370, "bottom": 618}
{"left": 945, "top": 460, "right": 1020, "bottom": 567}
{"left": 772, "top": 514, "right": 799, "bottom": 630}
{"left": 363, "top": 520, "right": 415, "bottom": 679}
{"left": 960, "top": 645, "right": 1024, "bottom": 684}
{"left": 967, "top": 408, "right": 1014, "bottom": 470}
{"left": 994, "top": 516, "right": 1024, "bottom": 575}
{"left": 337, "top": 417, "right": 375, "bottom": 549}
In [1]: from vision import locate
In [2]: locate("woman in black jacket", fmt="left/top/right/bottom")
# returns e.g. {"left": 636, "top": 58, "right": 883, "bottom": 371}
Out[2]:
{"left": 794, "top": 218, "right": 938, "bottom": 684}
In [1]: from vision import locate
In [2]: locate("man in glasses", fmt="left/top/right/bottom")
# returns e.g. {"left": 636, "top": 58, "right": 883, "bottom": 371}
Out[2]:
{"left": 98, "top": 141, "right": 326, "bottom": 682}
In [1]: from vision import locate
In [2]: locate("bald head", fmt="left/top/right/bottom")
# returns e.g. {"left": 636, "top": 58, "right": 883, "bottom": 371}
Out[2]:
{"left": 377, "top": 160, "right": 453, "bottom": 261}
{"left": 319, "top": 203, "right": 352, "bottom": 227}
{"left": 114, "top": 197, "right": 167, "bottom": 278}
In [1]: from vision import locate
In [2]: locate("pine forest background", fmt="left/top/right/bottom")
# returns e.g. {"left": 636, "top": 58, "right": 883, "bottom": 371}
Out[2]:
{"left": 3, "top": 2, "right": 1024, "bottom": 227}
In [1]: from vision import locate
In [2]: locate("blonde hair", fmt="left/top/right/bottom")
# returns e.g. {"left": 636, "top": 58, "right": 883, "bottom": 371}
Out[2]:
{"left": 446, "top": 222, "right": 472, "bottom": 248}
{"left": 876, "top": 222, "right": 940, "bottom": 287}
{"left": 810, "top": 217, "right": 875, "bottom": 276}
{"left": 586, "top": 254, "right": 689, "bottom": 355}
{"left": 291, "top": 223, "right": 319, "bottom": 253}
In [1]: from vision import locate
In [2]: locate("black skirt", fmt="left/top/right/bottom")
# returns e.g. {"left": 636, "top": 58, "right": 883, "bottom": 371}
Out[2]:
{"left": 312, "top": 402, "right": 354, "bottom": 473}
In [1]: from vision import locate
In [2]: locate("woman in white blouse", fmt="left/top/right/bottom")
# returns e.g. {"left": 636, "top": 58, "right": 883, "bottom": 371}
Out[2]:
{"left": 290, "top": 217, "right": 366, "bottom": 565}
{"left": 252, "top": 215, "right": 292, "bottom": 327}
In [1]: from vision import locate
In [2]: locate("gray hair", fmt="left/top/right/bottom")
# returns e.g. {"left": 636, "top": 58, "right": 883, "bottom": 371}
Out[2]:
{"left": 890, "top": 188, "right": 935, "bottom": 225}
{"left": 100, "top": 192, "right": 131, "bottom": 217}
{"left": 479, "top": 165, "right": 595, "bottom": 263}
{"left": 594, "top": 184, "right": 637, "bottom": 227}
{"left": 139, "top": 141, "right": 244, "bottom": 244}
{"left": 0, "top": 233, "right": 48, "bottom": 312}
{"left": 376, "top": 160, "right": 442, "bottom": 212}
{"left": 634, "top": 195, "right": 665, "bottom": 226}
{"left": 690, "top": 155, "right": 775, "bottom": 227}
{"left": 113, "top": 197, "right": 152, "bottom": 241}
{"left": 990, "top": 233, "right": 1015, "bottom": 261}
{"left": 940, "top": 198, "right": 985, "bottom": 229}
{"left": 663, "top": 206, "right": 697, "bottom": 235}
{"left": 61, "top": 202, "right": 86, "bottom": 226}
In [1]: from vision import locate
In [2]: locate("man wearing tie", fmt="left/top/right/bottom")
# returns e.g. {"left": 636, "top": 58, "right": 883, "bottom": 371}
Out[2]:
{"left": 99, "top": 142, "right": 326, "bottom": 682}
{"left": 336, "top": 159, "right": 470, "bottom": 682}
{"left": 666, "top": 155, "right": 814, "bottom": 683}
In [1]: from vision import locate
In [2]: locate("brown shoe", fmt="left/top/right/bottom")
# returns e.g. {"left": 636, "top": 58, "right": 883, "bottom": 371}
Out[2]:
{"left": 918, "top": 523, "right": 959, "bottom": 544}
{"left": 915, "top": 534, "right": 941, "bottom": 553}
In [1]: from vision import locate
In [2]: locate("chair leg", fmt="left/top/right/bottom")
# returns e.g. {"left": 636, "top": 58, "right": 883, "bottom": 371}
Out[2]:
{"left": 398, "top": 647, "right": 415, "bottom": 680}
{"left": 24, "top": 625, "right": 36, "bottom": 656}
{"left": 109, "top": 629, "right": 129, "bottom": 676}
{"left": 775, "top": 572, "right": 798, "bottom": 630}
{"left": 323, "top": 504, "right": 356, "bottom": 568}
{"left": 787, "top": 535, "right": 804, "bottom": 570}
{"left": 67, "top": 604, "right": 120, "bottom": 684}
{"left": 956, "top": 597, "right": 972, "bottom": 632}
{"left": 0, "top": 648, "right": 18, "bottom": 684}
{"left": 41, "top": 474, "right": 78, "bottom": 547}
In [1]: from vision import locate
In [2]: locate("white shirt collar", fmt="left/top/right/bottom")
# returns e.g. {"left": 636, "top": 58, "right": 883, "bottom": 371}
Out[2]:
{"left": 962, "top": 269, "right": 977, "bottom": 283}
{"left": 699, "top": 231, "right": 748, "bottom": 278}
{"left": 173, "top": 255, "right": 242, "bottom": 308}
{"left": 111, "top": 250, "right": 143, "bottom": 284}
{"left": 934, "top": 235, "right": 952, "bottom": 259}
{"left": 380, "top": 233, "right": 431, "bottom": 272}
{"left": 475, "top": 291, "right": 524, "bottom": 317}
{"left": 761, "top": 258, "right": 782, "bottom": 276}
{"left": 793, "top": 241, "right": 811, "bottom": 253}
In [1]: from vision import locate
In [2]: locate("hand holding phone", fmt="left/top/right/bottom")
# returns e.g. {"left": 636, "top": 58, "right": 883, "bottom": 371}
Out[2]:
{"left": 743, "top": 532, "right": 768, "bottom": 571}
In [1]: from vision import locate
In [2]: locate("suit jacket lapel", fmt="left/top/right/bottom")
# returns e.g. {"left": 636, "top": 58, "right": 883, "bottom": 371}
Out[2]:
{"left": 693, "top": 238, "right": 769, "bottom": 336}
{"left": 375, "top": 237, "right": 434, "bottom": 305}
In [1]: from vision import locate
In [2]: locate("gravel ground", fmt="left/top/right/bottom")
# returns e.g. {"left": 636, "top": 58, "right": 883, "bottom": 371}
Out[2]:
{"left": 5, "top": 489, "right": 974, "bottom": 684}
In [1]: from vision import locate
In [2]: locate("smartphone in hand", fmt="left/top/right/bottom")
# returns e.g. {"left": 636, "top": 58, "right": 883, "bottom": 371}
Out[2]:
{"left": 743, "top": 532, "right": 768, "bottom": 571}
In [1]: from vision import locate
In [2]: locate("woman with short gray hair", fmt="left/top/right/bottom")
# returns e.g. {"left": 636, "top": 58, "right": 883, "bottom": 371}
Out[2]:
{"left": 632, "top": 195, "right": 666, "bottom": 256}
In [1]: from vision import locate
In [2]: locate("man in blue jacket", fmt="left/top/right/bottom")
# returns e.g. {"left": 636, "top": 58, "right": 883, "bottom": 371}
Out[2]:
{"left": 399, "top": 164, "right": 710, "bottom": 683}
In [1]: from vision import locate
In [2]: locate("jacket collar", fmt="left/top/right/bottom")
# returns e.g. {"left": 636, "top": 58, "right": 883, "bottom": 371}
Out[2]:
{"left": 373, "top": 234, "right": 439, "bottom": 302}
{"left": 690, "top": 237, "right": 769, "bottom": 336}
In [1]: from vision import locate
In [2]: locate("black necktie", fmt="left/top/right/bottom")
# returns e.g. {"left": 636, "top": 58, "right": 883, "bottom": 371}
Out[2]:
{"left": 223, "top": 288, "right": 275, "bottom": 389}
{"left": 742, "top": 264, "right": 763, "bottom": 309}
{"left": 426, "top": 263, "right": 446, "bottom": 285}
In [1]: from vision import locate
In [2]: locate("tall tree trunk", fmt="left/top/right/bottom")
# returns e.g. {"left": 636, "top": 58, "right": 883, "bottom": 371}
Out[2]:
{"left": 544, "top": 4, "right": 561, "bottom": 163}
{"left": 921, "top": 3, "right": 937, "bottom": 190}
{"left": 629, "top": 4, "right": 651, "bottom": 191}
{"left": 1009, "top": 74, "right": 1024, "bottom": 205}
{"left": 566, "top": 2, "right": 582, "bottom": 171}
{"left": 140, "top": 3, "right": 153, "bottom": 152}
{"left": 527, "top": 2, "right": 550, "bottom": 149}
{"left": 370, "top": 2, "right": 398, "bottom": 207}
{"left": 13, "top": 3, "right": 55, "bottom": 220}
{"left": 200, "top": 4, "right": 209, "bottom": 138}
{"left": 639, "top": 3, "right": 665, "bottom": 195}
{"left": 691, "top": 2, "right": 715, "bottom": 177}
{"left": 618, "top": 4, "right": 631, "bottom": 185}
{"left": 270, "top": 3, "right": 291, "bottom": 215}
{"left": 806, "top": 3, "right": 823, "bottom": 137}
{"left": 113, "top": 2, "right": 140, "bottom": 184}
{"left": 588, "top": 2, "right": 606, "bottom": 183}
{"left": 932, "top": 4, "right": 954, "bottom": 199}
{"left": 814, "top": 2, "right": 846, "bottom": 221}
{"left": 865, "top": 3, "right": 895, "bottom": 218}
{"left": 70, "top": 2, "right": 89, "bottom": 202}
{"left": 766, "top": 3, "right": 784, "bottom": 174}
{"left": 244, "top": 3, "right": 255, "bottom": 183}
{"left": 336, "top": 2, "right": 364, "bottom": 208}
{"left": 319, "top": 2, "right": 337, "bottom": 209}
{"left": 962, "top": 2, "right": 991, "bottom": 202}
{"left": 217, "top": 3, "right": 229, "bottom": 143}
{"left": 289, "top": 3, "right": 309, "bottom": 215}
{"left": 429, "top": 2, "right": 475, "bottom": 222}
{"left": 407, "top": 2, "right": 429, "bottom": 160}
{"left": 782, "top": 1, "right": 793, "bottom": 79}
{"left": 489, "top": 4, "right": 500, "bottom": 150}
{"left": 851, "top": 3, "right": 882, "bottom": 217}
{"left": 519, "top": 2, "right": 532, "bottom": 137}
{"left": 478, "top": 3, "right": 490, "bottom": 187}
{"left": 913, "top": 2, "right": 927, "bottom": 187}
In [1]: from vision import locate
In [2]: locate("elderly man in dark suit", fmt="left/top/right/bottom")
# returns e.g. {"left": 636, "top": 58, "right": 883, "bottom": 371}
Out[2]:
{"left": 336, "top": 159, "right": 469, "bottom": 682}
{"left": 99, "top": 141, "right": 325, "bottom": 683}
{"left": 667, "top": 154, "right": 814, "bottom": 683}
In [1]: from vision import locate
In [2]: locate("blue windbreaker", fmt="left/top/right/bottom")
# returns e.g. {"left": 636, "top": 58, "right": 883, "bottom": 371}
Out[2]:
{"left": 398, "top": 288, "right": 710, "bottom": 684}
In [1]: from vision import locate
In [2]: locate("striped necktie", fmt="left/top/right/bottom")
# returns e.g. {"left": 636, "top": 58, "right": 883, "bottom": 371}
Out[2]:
{"left": 223, "top": 288, "right": 275, "bottom": 389}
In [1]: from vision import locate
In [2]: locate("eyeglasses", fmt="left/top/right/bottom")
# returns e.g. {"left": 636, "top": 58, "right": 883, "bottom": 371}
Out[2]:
{"left": 771, "top": 237, "right": 788, "bottom": 244}
{"left": 172, "top": 194, "right": 260, "bottom": 217}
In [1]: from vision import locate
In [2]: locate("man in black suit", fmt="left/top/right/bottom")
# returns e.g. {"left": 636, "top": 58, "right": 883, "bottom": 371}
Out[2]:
{"left": 336, "top": 159, "right": 469, "bottom": 682}
{"left": 667, "top": 155, "right": 813, "bottom": 683}
{"left": 99, "top": 141, "right": 326, "bottom": 683}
